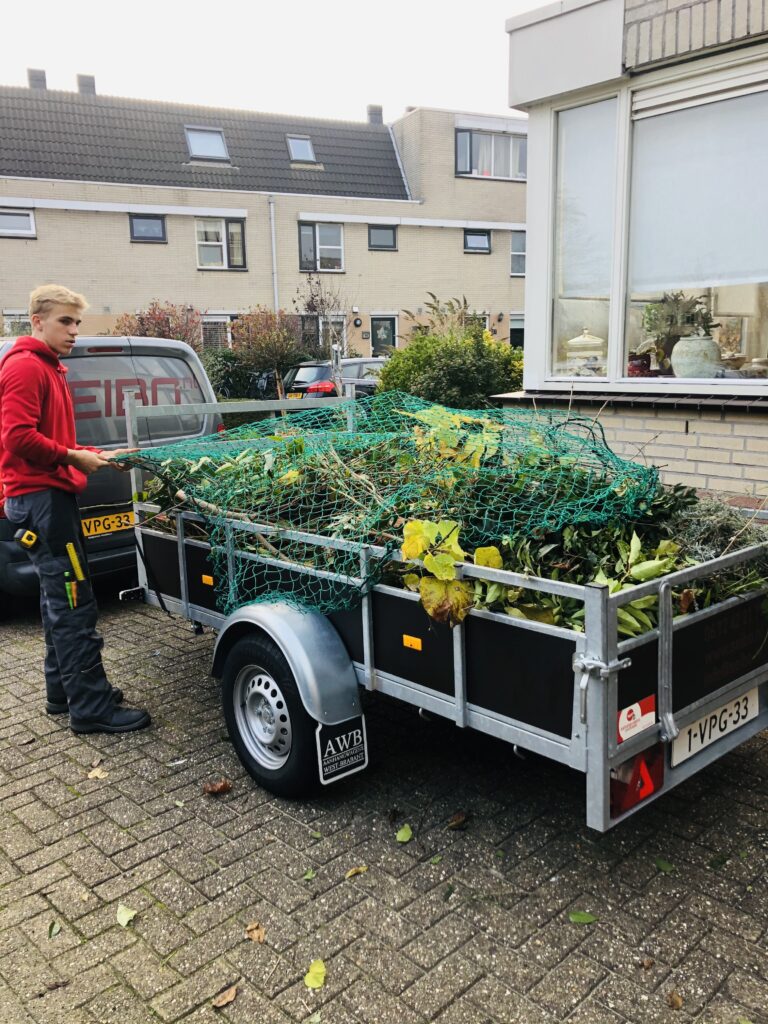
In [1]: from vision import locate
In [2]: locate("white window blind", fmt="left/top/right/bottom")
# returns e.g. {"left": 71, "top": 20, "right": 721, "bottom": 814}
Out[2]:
{"left": 555, "top": 98, "right": 617, "bottom": 298}
{"left": 628, "top": 89, "right": 768, "bottom": 293}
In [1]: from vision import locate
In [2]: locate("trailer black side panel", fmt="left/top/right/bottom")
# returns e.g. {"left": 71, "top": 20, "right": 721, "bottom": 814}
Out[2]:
{"left": 466, "top": 617, "right": 577, "bottom": 738}
{"left": 372, "top": 592, "right": 455, "bottom": 696}
{"left": 618, "top": 593, "right": 768, "bottom": 712}
{"left": 141, "top": 533, "right": 181, "bottom": 599}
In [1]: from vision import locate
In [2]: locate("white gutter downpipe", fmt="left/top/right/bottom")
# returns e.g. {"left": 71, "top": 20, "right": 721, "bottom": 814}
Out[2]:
{"left": 268, "top": 195, "right": 279, "bottom": 311}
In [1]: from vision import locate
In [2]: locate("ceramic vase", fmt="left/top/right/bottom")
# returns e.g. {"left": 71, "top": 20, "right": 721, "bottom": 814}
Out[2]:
{"left": 670, "top": 334, "right": 721, "bottom": 378}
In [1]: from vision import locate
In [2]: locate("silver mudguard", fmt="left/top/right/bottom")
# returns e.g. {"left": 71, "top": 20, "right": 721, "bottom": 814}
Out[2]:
{"left": 211, "top": 602, "right": 361, "bottom": 726}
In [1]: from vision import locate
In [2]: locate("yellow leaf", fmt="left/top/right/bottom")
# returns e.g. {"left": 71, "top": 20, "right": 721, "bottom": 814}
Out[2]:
{"left": 304, "top": 959, "right": 327, "bottom": 990}
{"left": 277, "top": 469, "right": 301, "bottom": 487}
{"left": 345, "top": 865, "right": 369, "bottom": 879}
{"left": 87, "top": 766, "right": 109, "bottom": 780}
{"left": 423, "top": 552, "right": 456, "bottom": 581}
{"left": 245, "top": 921, "right": 266, "bottom": 943}
{"left": 402, "top": 535, "right": 429, "bottom": 561}
{"left": 402, "top": 573, "right": 421, "bottom": 592}
{"left": 211, "top": 983, "right": 238, "bottom": 1008}
{"left": 116, "top": 904, "right": 137, "bottom": 928}
{"left": 419, "top": 578, "right": 473, "bottom": 626}
{"left": 474, "top": 546, "right": 503, "bottom": 569}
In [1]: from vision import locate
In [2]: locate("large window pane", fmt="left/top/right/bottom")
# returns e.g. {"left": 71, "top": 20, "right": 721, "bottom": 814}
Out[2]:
{"left": 493, "top": 135, "right": 511, "bottom": 178}
{"left": 471, "top": 133, "right": 493, "bottom": 176}
{"left": 185, "top": 128, "right": 228, "bottom": 160}
{"left": 227, "top": 221, "right": 245, "bottom": 268}
{"left": 299, "top": 224, "right": 316, "bottom": 270}
{"left": 552, "top": 99, "right": 617, "bottom": 376}
{"left": 626, "top": 91, "right": 768, "bottom": 381}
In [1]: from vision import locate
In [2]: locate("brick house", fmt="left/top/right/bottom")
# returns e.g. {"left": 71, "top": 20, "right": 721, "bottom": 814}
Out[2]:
{"left": 503, "top": 0, "right": 768, "bottom": 500}
{"left": 0, "top": 73, "right": 527, "bottom": 355}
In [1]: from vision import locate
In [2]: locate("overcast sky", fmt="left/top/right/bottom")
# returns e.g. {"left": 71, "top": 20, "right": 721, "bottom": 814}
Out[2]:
{"left": 3, "top": 0, "right": 553, "bottom": 122}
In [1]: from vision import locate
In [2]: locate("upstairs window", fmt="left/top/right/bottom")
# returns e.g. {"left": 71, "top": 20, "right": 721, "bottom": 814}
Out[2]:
{"left": 195, "top": 218, "right": 246, "bottom": 270}
{"left": 129, "top": 214, "right": 166, "bottom": 243}
{"left": 368, "top": 225, "right": 397, "bottom": 251}
{"left": 464, "top": 229, "right": 491, "bottom": 254}
{"left": 185, "top": 127, "right": 229, "bottom": 161}
{"left": 287, "top": 136, "right": 316, "bottom": 162}
{"left": 299, "top": 222, "right": 344, "bottom": 271}
{"left": 510, "top": 230, "right": 526, "bottom": 276}
{"left": 0, "top": 209, "right": 36, "bottom": 237}
{"left": 456, "top": 130, "right": 527, "bottom": 180}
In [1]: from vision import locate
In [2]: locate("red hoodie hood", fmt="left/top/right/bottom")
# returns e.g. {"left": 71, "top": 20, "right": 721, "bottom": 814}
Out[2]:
{"left": 1, "top": 335, "right": 67, "bottom": 370}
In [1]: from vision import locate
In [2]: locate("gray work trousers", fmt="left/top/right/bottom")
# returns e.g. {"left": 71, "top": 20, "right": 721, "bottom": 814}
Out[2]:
{"left": 5, "top": 488, "right": 114, "bottom": 721}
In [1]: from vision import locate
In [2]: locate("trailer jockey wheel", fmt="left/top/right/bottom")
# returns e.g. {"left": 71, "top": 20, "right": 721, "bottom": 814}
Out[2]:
{"left": 221, "top": 635, "right": 318, "bottom": 797}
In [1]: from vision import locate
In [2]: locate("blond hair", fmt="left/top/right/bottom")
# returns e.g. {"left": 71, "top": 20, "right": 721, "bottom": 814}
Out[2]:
{"left": 29, "top": 284, "right": 89, "bottom": 318}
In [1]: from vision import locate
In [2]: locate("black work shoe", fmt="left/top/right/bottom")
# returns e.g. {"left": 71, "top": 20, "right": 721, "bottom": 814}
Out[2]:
{"left": 70, "top": 706, "right": 151, "bottom": 735}
{"left": 46, "top": 687, "right": 124, "bottom": 716}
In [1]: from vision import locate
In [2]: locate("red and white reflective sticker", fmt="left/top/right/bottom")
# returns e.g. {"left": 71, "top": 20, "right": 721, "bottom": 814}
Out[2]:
{"left": 617, "top": 695, "right": 656, "bottom": 744}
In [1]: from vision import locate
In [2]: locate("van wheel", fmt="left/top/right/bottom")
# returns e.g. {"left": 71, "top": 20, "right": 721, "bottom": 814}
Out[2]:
{"left": 221, "top": 635, "right": 318, "bottom": 797}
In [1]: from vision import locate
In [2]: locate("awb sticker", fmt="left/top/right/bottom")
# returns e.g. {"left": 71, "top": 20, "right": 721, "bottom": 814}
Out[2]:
{"left": 617, "top": 695, "right": 656, "bottom": 744}
{"left": 316, "top": 716, "right": 368, "bottom": 785}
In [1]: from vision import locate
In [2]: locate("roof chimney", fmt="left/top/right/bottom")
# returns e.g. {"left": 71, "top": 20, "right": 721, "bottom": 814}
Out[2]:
{"left": 27, "top": 68, "right": 47, "bottom": 90}
{"left": 367, "top": 104, "right": 383, "bottom": 125}
{"left": 77, "top": 74, "right": 96, "bottom": 95}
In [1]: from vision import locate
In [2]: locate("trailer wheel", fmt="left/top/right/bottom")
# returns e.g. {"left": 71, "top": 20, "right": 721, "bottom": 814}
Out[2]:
{"left": 221, "top": 635, "right": 317, "bottom": 797}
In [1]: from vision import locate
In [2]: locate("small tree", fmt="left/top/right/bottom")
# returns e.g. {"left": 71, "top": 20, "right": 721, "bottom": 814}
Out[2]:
{"left": 230, "top": 307, "right": 305, "bottom": 399}
{"left": 112, "top": 300, "right": 202, "bottom": 351}
{"left": 294, "top": 274, "right": 357, "bottom": 389}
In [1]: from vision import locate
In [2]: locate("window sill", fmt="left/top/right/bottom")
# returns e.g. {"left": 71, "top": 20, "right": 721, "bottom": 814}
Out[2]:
{"left": 0, "top": 233, "right": 37, "bottom": 239}
{"left": 509, "top": 272, "right": 525, "bottom": 277}
{"left": 501, "top": 389, "right": 768, "bottom": 412}
{"left": 299, "top": 268, "right": 345, "bottom": 274}
{"left": 464, "top": 250, "right": 491, "bottom": 255}
{"left": 456, "top": 174, "right": 527, "bottom": 183}
{"left": 197, "top": 266, "right": 248, "bottom": 272}
{"left": 368, "top": 247, "right": 398, "bottom": 252}
{"left": 131, "top": 238, "right": 167, "bottom": 244}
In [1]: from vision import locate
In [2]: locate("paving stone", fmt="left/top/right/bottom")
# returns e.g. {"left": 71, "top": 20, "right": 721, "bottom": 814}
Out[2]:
{"left": 528, "top": 951, "right": 606, "bottom": 1019}
{"left": 341, "top": 976, "right": 427, "bottom": 1024}
{"left": 723, "top": 968, "right": 768, "bottom": 1017}
{"left": 111, "top": 942, "right": 181, "bottom": 999}
{"left": 464, "top": 975, "right": 558, "bottom": 1024}
{"left": 402, "top": 912, "right": 477, "bottom": 970}
{"left": 342, "top": 934, "right": 423, "bottom": 994}
{"left": 150, "top": 957, "right": 238, "bottom": 1021}
{"left": 400, "top": 949, "right": 482, "bottom": 1018}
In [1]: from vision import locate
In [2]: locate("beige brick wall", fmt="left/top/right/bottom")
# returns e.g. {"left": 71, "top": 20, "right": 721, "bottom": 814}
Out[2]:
{"left": 624, "top": 0, "right": 768, "bottom": 68}
{"left": 0, "top": 109, "right": 526, "bottom": 353}
{"left": 502, "top": 399, "right": 768, "bottom": 498}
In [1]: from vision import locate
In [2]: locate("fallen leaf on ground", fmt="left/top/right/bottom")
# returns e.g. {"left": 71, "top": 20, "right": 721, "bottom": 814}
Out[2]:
{"left": 568, "top": 911, "right": 597, "bottom": 925}
{"left": 90, "top": 756, "right": 103, "bottom": 769}
{"left": 345, "top": 865, "right": 368, "bottom": 879}
{"left": 396, "top": 824, "right": 413, "bottom": 844}
{"left": 47, "top": 920, "right": 61, "bottom": 939}
{"left": 211, "top": 984, "right": 238, "bottom": 1008}
{"left": 446, "top": 811, "right": 471, "bottom": 830}
{"left": 87, "top": 766, "right": 109, "bottom": 780}
{"left": 309, "top": 830, "right": 322, "bottom": 839}
{"left": 666, "top": 990, "right": 684, "bottom": 1010}
{"left": 640, "top": 957, "right": 655, "bottom": 970}
{"left": 302, "top": 868, "right": 317, "bottom": 881}
{"left": 306, "top": 1013, "right": 322, "bottom": 1024}
{"left": 202, "top": 778, "right": 232, "bottom": 796}
{"left": 45, "top": 980, "right": 69, "bottom": 991}
{"left": 245, "top": 921, "right": 266, "bottom": 943}
{"left": 430, "top": 855, "right": 443, "bottom": 865}
{"left": 116, "top": 904, "right": 137, "bottom": 928}
{"left": 304, "top": 959, "right": 326, "bottom": 990}
{"left": 174, "top": 800, "right": 185, "bottom": 808}
{"left": 654, "top": 857, "right": 676, "bottom": 874}
{"left": 19, "top": 737, "right": 35, "bottom": 746}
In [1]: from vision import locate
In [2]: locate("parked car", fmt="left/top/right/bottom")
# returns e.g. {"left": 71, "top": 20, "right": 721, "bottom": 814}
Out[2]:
{"left": 0, "top": 336, "right": 221, "bottom": 598}
{"left": 283, "top": 357, "right": 386, "bottom": 399}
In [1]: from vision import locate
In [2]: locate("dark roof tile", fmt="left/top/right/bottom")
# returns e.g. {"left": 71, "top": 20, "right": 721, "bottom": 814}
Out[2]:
{"left": 0, "top": 87, "right": 409, "bottom": 200}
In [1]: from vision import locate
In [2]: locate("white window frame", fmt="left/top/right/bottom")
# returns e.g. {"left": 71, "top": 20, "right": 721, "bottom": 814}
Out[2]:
{"left": 510, "top": 230, "right": 526, "bottom": 277}
{"left": 195, "top": 217, "right": 246, "bottom": 271}
{"left": 0, "top": 208, "right": 36, "bottom": 237}
{"left": 2, "top": 309, "right": 31, "bottom": 336}
{"left": 456, "top": 129, "right": 527, "bottom": 181}
{"left": 524, "top": 42, "right": 768, "bottom": 396}
{"left": 201, "top": 314, "right": 237, "bottom": 350}
{"left": 185, "top": 126, "right": 229, "bottom": 162}
{"left": 287, "top": 135, "right": 316, "bottom": 162}
{"left": 299, "top": 222, "right": 345, "bottom": 273}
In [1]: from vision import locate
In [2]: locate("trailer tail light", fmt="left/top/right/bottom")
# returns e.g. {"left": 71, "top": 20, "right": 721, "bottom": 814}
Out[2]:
{"left": 610, "top": 743, "right": 664, "bottom": 818}
{"left": 217, "top": 423, "right": 226, "bottom": 433}
{"left": 306, "top": 380, "right": 336, "bottom": 394}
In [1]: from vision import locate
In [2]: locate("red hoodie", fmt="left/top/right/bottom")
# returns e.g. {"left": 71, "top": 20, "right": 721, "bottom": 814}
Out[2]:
{"left": 0, "top": 336, "right": 100, "bottom": 499}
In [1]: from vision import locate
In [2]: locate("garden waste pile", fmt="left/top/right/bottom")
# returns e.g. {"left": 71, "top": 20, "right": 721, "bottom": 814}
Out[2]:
{"left": 120, "top": 391, "right": 767, "bottom": 632}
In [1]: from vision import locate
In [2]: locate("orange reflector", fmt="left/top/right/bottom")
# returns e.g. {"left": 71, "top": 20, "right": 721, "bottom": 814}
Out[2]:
{"left": 403, "top": 634, "right": 422, "bottom": 651}
{"left": 201, "top": 574, "right": 214, "bottom": 586}
{"left": 610, "top": 743, "right": 664, "bottom": 818}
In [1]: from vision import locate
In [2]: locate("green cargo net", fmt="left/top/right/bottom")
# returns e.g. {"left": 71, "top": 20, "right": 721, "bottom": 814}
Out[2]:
{"left": 122, "top": 391, "right": 659, "bottom": 616}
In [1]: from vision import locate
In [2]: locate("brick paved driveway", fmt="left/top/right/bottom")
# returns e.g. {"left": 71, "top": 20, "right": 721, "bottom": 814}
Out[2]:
{"left": 1, "top": 591, "right": 768, "bottom": 1024}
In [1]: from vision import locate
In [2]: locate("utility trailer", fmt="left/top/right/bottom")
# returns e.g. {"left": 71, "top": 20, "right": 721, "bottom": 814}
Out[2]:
{"left": 123, "top": 398, "right": 768, "bottom": 832}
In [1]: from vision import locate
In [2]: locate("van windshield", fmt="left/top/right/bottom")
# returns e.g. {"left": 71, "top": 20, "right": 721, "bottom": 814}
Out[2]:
{"left": 67, "top": 353, "right": 206, "bottom": 445}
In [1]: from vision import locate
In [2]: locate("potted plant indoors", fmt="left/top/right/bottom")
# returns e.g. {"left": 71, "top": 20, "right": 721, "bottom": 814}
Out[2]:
{"left": 640, "top": 292, "right": 720, "bottom": 377}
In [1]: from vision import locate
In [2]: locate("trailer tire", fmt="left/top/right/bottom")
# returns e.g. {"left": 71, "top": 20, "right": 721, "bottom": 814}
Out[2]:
{"left": 221, "top": 634, "right": 318, "bottom": 797}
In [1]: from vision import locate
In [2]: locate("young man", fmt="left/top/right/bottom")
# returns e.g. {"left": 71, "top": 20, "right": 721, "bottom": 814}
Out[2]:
{"left": 0, "top": 285, "right": 150, "bottom": 734}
